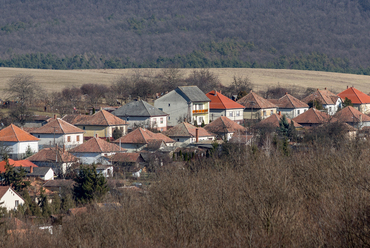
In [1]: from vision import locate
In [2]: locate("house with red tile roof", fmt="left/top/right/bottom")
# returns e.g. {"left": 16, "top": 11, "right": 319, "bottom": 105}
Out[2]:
{"left": 0, "top": 159, "right": 37, "bottom": 173}
{"left": 113, "top": 127, "right": 175, "bottom": 152}
{"left": 255, "top": 113, "right": 303, "bottom": 129}
{"left": 237, "top": 90, "right": 278, "bottom": 120}
{"left": 302, "top": 88, "right": 342, "bottom": 115}
{"left": 333, "top": 106, "right": 370, "bottom": 129}
{"left": 338, "top": 86, "right": 370, "bottom": 114}
{"left": 204, "top": 116, "right": 246, "bottom": 141}
{"left": 27, "top": 146, "right": 78, "bottom": 174}
{"left": 71, "top": 110, "right": 128, "bottom": 139}
{"left": 108, "top": 152, "right": 145, "bottom": 169}
{"left": 268, "top": 93, "right": 309, "bottom": 119}
{"left": 0, "top": 186, "right": 25, "bottom": 211}
{"left": 163, "top": 122, "right": 215, "bottom": 146}
{"left": 0, "top": 159, "right": 54, "bottom": 180}
{"left": 206, "top": 90, "right": 245, "bottom": 124}
{"left": 31, "top": 117, "right": 84, "bottom": 150}
{"left": 0, "top": 124, "right": 39, "bottom": 159}
{"left": 292, "top": 108, "right": 335, "bottom": 127}
{"left": 69, "top": 136, "right": 125, "bottom": 164}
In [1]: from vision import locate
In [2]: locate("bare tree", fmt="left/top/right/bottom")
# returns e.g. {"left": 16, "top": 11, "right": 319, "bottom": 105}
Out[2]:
{"left": 185, "top": 69, "right": 220, "bottom": 93}
{"left": 5, "top": 74, "right": 42, "bottom": 105}
{"left": 80, "top": 84, "right": 108, "bottom": 108}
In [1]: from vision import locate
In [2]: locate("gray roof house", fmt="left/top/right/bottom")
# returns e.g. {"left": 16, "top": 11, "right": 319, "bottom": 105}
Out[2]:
{"left": 112, "top": 100, "right": 169, "bottom": 131}
{"left": 154, "top": 86, "right": 211, "bottom": 127}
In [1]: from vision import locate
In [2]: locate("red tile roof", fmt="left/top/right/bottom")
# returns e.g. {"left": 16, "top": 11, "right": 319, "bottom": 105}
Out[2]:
{"left": 292, "top": 108, "right": 334, "bottom": 124}
{"left": 0, "top": 159, "right": 38, "bottom": 173}
{"left": 333, "top": 106, "right": 370, "bottom": 123}
{"left": 113, "top": 127, "right": 174, "bottom": 144}
{"left": 27, "top": 147, "right": 78, "bottom": 163}
{"left": 69, "top": 137, "right": 124, "bottom": 153}
{"left": 206, "top": 90, "right": 245, "bottom": 110}
{"left": 269, "top": 93, "right": 309, "bottom": 109}
{"left": 237, "top": 90, "right": 278, "bottom": 109}
{"left": 0, "top": 124, "right": 40, "bottom": 142}
{"left": 163, "top": 122, "right": 214, "bottom": 138}
{"left": 256, "top": 113, "right": 303, "bottom": 128}
{"left": 338, "top": 87, "right": 370, "bottom": 104}
{"left": 74, "top": 110, "right": 127, "bottom": 126}
{"left": 31, "top": 118, "right": 84, "bottom": 134}
{"left": 61, "top": 114, "right": 90, "bottom": 125}
{"left": 109, "top": 153, "right": 143, "bottom": 163}
{"left": 205, "top": 116, "right": 246, "bottom": 134}
{"left": 302, "top": 89, "right": 340, "bottom": 105}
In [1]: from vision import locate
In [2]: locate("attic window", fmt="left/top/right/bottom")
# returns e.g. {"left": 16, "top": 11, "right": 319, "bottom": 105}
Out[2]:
{"left": 159, "top": 108, "right": 163, "bottom": 111}
{"left": 168, "top": 103, "right": 170, "bottom": 107}
{"left": 83, "top": 126, "right": 85, "bottom": 130}
{"left": 38, "top": 135, "right": 40, "bottom": 138}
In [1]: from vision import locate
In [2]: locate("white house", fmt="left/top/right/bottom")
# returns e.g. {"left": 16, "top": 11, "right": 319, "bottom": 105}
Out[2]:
{"left": 163, "top": 122, "right": 215, "bottom": 146}
{"left": 26, "top": 167, "right": 55, "bottom": 181}
{"left": 0, "top": 124, "right": 39, "bottom": 159}
{"left": 154, "top": 86, "right": 211, "bottom": 127}
{"left": 268, "top": 93, "right": 309, "bottom": 119}
{"left": 204, "top": 116, "right": 246, "bottom": 141}
{"left": 31, "top": 117, "right": 84, "bottom": 150}
{"left": 112, "top": 100, "right": 169, "bottom": 131}
{"left": 0, "top": 186, "right": 25, "bottom": 211}
{"left": 302, "top": 88, "right": 342, "bottom": 115}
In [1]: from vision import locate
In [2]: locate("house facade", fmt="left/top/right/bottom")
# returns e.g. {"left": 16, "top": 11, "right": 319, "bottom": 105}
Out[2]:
{"left": 0, "top": 186, "right": 25, "bottom": 211}
{"left": 333, "top": 106, "right": 370, "bottom": 129}
{"left": 292, "top": 108, "right": 334, "bottom": 127}
{"left": 338, "top": 86, "right": 370, "bottom": 114}
{"left": 204, "top": 116, "right": 246, "bottom": 141}
{"left": 237, "top": 91, "right": 278, "bottom": 120}
{"left": 154, "top": 86, "right": 211, "bottom": 127}
{"left": 163, "top": 122, "right": 215, "bottom": 146}
{"left": 268, "top": 93, "right": 309, "bottom": 119}
{"left": 302, "top": 88, "right": 342, "bottom": 115}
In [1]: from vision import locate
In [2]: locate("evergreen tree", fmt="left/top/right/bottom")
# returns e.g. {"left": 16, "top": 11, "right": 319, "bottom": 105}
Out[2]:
{"left": 73, "top": 165, "right": 108, "bottom": 204}
{"left": 38, "top": 187, "right": 51, "bottom": 217}
{"left": 61, "top": 194, "right": 75, "bottom": 213}
{"left": 201, "top": 120, "right": 205, "bottom": 127}
{"left": 1, "top": 154, "right": 30, "bottom": 192}
{"left": 278, "top": 115, "right": 290, "bottom": 137}
{"left": 343, "top": 97, "right": 353, "bottom": 108}
{"left": 287, "top": 120, "right": 297, "bottom": 141}
{"left": 51, "top": 193, "right": 61, "bottom": 214}
{"left": 112, "top": 127, "right": 123, "bottom": 140}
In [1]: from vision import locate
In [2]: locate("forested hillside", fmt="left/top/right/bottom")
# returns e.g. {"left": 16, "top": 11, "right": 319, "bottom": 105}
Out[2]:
{"left": 1, "top": 0, "right": 370, "bottom": 72}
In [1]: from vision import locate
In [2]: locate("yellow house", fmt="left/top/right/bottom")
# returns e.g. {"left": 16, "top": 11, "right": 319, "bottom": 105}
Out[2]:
{"left": 72, "top": 110, "right": 128, "bottom": 139}
{"left": 237, "top": 91, "right": 278, "bottom": 120}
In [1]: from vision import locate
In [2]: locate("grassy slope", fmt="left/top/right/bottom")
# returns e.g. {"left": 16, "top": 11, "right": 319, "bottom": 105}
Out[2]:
{"left": 0, "top": 67, "right": 369, "bottom": 95}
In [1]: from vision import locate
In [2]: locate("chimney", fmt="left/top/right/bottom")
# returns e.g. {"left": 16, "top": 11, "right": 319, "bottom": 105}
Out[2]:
{"left": 278, "top": 111, "right": 281, "bottom": 116}
{"left": 214, "top": 90, "right": 217, "bottom": 96}
{"left": 325, "top": 87, "right": 327, "bottom": 90}
{"left": 95, "top": 133, "right": 98, "bottom": 138}
{"left": 54, "top": 114, "right": 57, "bottom": 119}
{"left": 317, "top": 88, "right": 319, "bottom": 91}
{"left": 347, "top": 85, "right": 349, "bottom": 89}
{"left": 285, "top": 92, "right": 288, "bottom": 95}
{"left": 196, "top": 128, "right": 199, "bottom": 143}
{"left": 29, "top": 166, "right": 33, "bottom": 173}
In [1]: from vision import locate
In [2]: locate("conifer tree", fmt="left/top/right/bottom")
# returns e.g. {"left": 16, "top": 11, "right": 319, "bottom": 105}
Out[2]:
{"left": 1, "top": 154, "right": 30, "bottom": 192}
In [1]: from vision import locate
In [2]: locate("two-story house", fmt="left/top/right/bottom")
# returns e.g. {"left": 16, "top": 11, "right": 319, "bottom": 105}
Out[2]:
{"left": 338, "top": 86, "right": 370, "bottom": 114}
{"left": 268, "top": 93, "right": 309, "bottom": 119}
{"left": 302, "top": 88, "right": 342, "bottom": 115}
{"left": 154, "top": 86, "right": 211, "bottom": 127}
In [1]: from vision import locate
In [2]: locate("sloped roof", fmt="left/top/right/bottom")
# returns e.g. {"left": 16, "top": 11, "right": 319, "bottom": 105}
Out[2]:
{"left": 31, "top": 118, "right": 84, "bottom": 134}
{"left": 0, "top": 124, "right": 40, "bottom": 142}
{"left": 43, "top": 179, "right": 75, "bottom": 188}
{"left": 28, "top": 147, "right": 78, "bottom": 163}
{"left": 177, "top": 86, "right": 211, "bottom": 102}
{"left": 292, "top": 108, "right": 333, "bottom": 124}
{"left": 206, "top": 90, "right": 245, "bottom": 110}
{"left": 69, "top": 137, "right": 124, "bottom": 153}
{"left": 205, "top": 116, "right": 246, "bottom": 134}
{"left": 256, "top": 113, "right": 303, "bottom": 128}
{"left": 28, "top": 167, "right": 53, "bottom": 177}
{"left": 333, "top": 106, "right": 370, "bottom": 123}
{"left": 338, "top": 87, "right": 370, "bottom": 104}
{"left": 0, "top": 159, "right": 38, "bottom": 173}
{"left": 163, "top": 122, "right": 214, "bottom": 138}
{"left": 302, "top": 89, "right": 339, "bottom": 105}
{"left": 269, "top": 93, "right": 309, "bottom": 109}
{"left": 112, "top": 100, "right": 168, "bottom": 117}
{"left": 74, "top": 110, "right": 127, "bottom": 126}
{"left": 113, "top": 127, "right": 174, "bottom": 144}
{"left": 62, "top": 114, "right": 90, "bottom": 125}
{"left": 109, "top": 152, "right": 143, "bottom": 163}
{"left": 237, "top": 91, "right": 278, "bottom": 109}
{"left": 0, "top": 186, "right": 10, "bottom": 199}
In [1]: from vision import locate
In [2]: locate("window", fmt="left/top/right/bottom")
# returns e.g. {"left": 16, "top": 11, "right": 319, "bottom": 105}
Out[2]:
{"left": 77, "top": 135, "right": 80, "bottom": 142}
{"left": 270, "top": 110, "right": 273, "bottom": 116}
{"left": 229, "top": 111, "right": 233, "bottom": 117}
{"left": 263, "top": 110, "right": 266, "bottom": 117}
{"left": 236, "top": 111, "right": 240, "bottom": 117}
{"left": 198, "top": 117, "right": 204, "bottom": 123}
{"left": 38, "top": 135, "right": 40, "bottom": 138}
{"left": 160, "top": 118, "right": 164, "bottom": 124}
{"left": 67, "top": 136, "right": 71, "bottom": 142}
{"left": 297, "top": 110, "right": 300, "bottom": 115}
{"left": 168, "top": 103, "right": 170, "bottom": 107}
{"left": 127, "top": 117, "right": 130, "bottom": 121}
{"left": 15, "top": 200, "right": 19, "bottom": 207}
{"left": 198, "top": 104, "right": 203, "bottom": 110}
{"left": 159, "top": 108, "right": 163, "bottom": 111}
{"left": 83, "top": 126, "right": 85, "bottom": 130}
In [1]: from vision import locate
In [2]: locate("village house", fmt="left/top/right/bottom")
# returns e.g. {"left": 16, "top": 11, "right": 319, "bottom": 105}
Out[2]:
{"left": 67, "top": 110, "right": 128, "bottom": 140}
{"left": 163, "top": 122, "right": 215, "bottom": 146}
{"left": 69, "top": 136, "right": 124, "bottom": 165}
{"left": 31, "top": 117, "right": 84, "bottom": 150}
{"left": 204, "top": 116, "right": 246, "bottom": 141}
{"left": 113, "top": 127, "right": 175, "bottom": 152}
{"left": 338, "top": 86, "right": 370, "bottom": 114}
{"left": 75, "top": 164, "right": 113, "bottom": 178}
{"left": 255, "top": 113, "right": 303, "bottom": 130}
{"left": 333, "top": 106, "right": 370, "bottom": 129}
{"left": 268, "top": 93, "right": 309, "bottom": 119}
{"left": 154, "top": 86, "right": 211, "bottom": 127}
{"left": 292, "top": 108, "right": 335, "bottom": 127}
{"left": 111, "top": 100, "right": 168, "bottom": 131}
{"left": 43, "top": 179, "right": 75, "bottom": 193}
{"left": 206, "top": 90, "right": 245, "bottom": 124}
{"left": 0, "top": 159, "right": 54, "bottom": 180}
{"left": 0, "top": 124, "right": 39, "bottom": 159}
{"left": 27, "top": 146, "right": 78, "bottom": 174}
{"left": 0, "top": 186, "right": 25, "bottom": 211}
{"left": 109, "top": 152, "right": 145, "bottom": 169}
{"left": 237, "top": 90, "right": 278, "bottom": 120}
{"left": 302, "top": 88, "right": 342, "bottom": 115}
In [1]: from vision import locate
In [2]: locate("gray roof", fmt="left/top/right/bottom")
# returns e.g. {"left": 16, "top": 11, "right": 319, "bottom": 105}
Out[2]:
{"left": 24, "top": 167, "right": 52, "bottom": 177}
{"left": 112, "top": 100, "right": 168, "bottom": 117}
{"left": 177, "top": 86, "right": 211, "bottom": 102}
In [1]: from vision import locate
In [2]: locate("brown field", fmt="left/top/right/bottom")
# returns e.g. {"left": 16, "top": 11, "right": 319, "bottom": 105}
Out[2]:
{"left": 0, "top": 67, "right": 370, "bottom": 94}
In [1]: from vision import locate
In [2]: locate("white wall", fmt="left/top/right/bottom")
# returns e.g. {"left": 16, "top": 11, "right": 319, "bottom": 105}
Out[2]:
{"left": 72, "top": 152, "right": 115, "bottom": 165}
{"left": 0, "top": 188, "right": 25, "bottom": 211}
{"left": 34, "top": 133, "right": 83, "bottom": 150}
{"left": 4, "top": 141, "right": 39, "bottom": 159}
{"left": 155, "top": 90, "right": 190, "bottom": 126}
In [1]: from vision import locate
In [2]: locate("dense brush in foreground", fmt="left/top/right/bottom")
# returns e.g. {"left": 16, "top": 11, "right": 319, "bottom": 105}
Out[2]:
{"left": 4, "top": 141, "right": 370, "bottom": 247}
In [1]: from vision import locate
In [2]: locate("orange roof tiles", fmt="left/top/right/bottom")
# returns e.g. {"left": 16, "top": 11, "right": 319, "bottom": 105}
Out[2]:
{"left": 0, "top": 159, "right": 38, "bottom": 173}
{"left": 109, "top": 152, "right": 143, "bottom": 163}
{"left": 0, "top": 124, "right": 40, "bottom": 142}
{"left": 163, "top": 122, "right": 214, "bottom": 138}
{"left": 70, "top": 137, "right": 124, "bottom": 153}
{"left": 206, "top": 90, "right": 245, "bottom": 110}
{"left": 338, "top": 87, "right": 370, "bottom": 104}
{"left": 205, "top": 116, "right": 246, "bottom": 134}
{"left": 302, "top": 89, "right": 340, "bottom": 105}
{"left": 292, "top": 108, "right": 334, "bottom": 125}
{"left": 113, "top": 127, "right": 174, "bottom": 144}
{"left": 333, "top": 106, "right": 370, "bottom": 123}
{"left": 269, "top": 93, "right": 309, "bottom": 109}
{"left": 28, "top": 147, "right": 78, "bottom": 163}
{"left": 237, "top": 90, "right": 278, "bottom": 109}
{"left": 31, "top": 118, "right": 84, "bottom": 134}
{"left": 256, "top": 113, "right": 302, "bottom": 128}
{"left": 74, "top": 110, "right": 127, "bottom": 126}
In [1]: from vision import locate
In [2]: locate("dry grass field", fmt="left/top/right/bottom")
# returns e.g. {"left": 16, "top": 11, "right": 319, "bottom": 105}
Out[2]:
{"left": 0, "top": 67, "right": 370, "bottom": 95}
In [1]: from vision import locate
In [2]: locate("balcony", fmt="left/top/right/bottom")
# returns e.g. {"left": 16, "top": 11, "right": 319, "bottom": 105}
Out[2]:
{"left": 193, "top": 109, "right": 208, "bottom": 114}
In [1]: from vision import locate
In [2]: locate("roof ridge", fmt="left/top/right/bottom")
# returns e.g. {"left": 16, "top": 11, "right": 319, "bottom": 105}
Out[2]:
{"left": 352, "top": 87, "right": 362, "bottom": 104}
{"left": 95, "top": 137, "right": 103, "bottom": 153}
{"left": 11, "top": 124, "right": 20, "bottom": 142}
{"left": 100, "top": 110, "right": 110, "bottom": 126}
{"left": 138, "top": 128, "right": 148, "bottom": 143}
{"left": 56, "top": 119, "right": 64, "bottom": 134}
{"left": 141, "top": 101, "right": 152, "bottom": 117}
{"left": 285, "top": 94, "right": 295, "bottom": 108}
{"left": 317, "top": 90, "right": 327, "bottom": 104}
{"left": 218, "top": 93, "right": 227, "bottom": 109}
{"left": 348, "top": 106, "right": 360, "bottom": 122}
